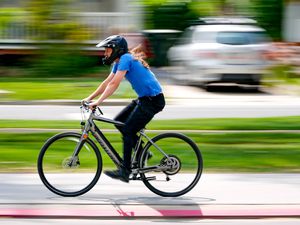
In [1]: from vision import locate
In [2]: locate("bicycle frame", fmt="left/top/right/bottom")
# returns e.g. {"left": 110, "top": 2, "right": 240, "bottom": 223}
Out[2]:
{"left": 38, "top": 104, "right": 203, "bottom": 197}
{"left": 75, "top": 106, "right": 173, "bottom": 174}
{"left": 81, "top": 111, "right": 124, "bottom": 168}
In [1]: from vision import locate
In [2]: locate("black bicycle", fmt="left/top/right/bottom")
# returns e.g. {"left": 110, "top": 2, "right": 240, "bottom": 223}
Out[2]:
{"left": 37, "top": 102, "right": 203, "bottom": 197}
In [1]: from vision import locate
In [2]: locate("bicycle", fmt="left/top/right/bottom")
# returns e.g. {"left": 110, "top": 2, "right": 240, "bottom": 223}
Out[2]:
{"left": 37, "top": 102, "right": 203, "bottom": 197}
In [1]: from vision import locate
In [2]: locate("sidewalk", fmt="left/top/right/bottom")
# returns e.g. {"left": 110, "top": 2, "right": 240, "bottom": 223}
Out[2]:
{"left": 0, "top": 173, "right": 299, "bottom": 219}
{"left": 1, "top": 84, "right": 300, "bottom": 106}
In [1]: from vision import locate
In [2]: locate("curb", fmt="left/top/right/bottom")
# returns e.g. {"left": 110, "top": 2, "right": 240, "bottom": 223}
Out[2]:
{"left": 1, "top": 204, "right": 299, "bottom": 219}
{"left": 0, "top": 99, "right": 131, "bottom": 106}
{"left": 1, "top": 128, "right": 300, "bottom": 134}
{"left": 0, "top": 99, "right": 184, "bottom": 106}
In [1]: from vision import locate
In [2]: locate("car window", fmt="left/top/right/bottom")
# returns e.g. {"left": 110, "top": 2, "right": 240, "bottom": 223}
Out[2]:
{"left": 247, "top": 31, "right": 269, "bottom": 43}
{"left": 193, "top": 31, "right": 216, "bottom": 43}
{"left": 216, "top": 31, "right": 268, "bottom": 45}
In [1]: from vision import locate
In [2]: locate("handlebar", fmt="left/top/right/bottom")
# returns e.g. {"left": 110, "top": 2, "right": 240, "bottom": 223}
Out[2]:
{"left": 81, "top": 101, "right": 103, "bottom": 115}
{"left": 81, "top": 100, "right": 125, "bottom": 127}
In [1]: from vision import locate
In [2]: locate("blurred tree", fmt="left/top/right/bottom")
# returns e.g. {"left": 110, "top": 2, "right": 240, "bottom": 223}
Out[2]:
{"left": 0, "top": 8, "right": 26, "bottom": 39}
{"left": 142, "top": 0, "right": 253, "bottom": 30}
{"left": 189, "top": 0, "right": 233, "bottom": 17}
{"left": 143, "top": 1, "right": 199, "bottom": 30}
{"left": 26, "top": 0, "right": 90, "bottom": 41}
{"left": 25, "top": 0, "right": 96, "bottom": 77}
{"left": 152, "top": 2, "right": 199, "bottom": 30}
{"left": 251, "top": 0, "right": 283, "bottom": 41}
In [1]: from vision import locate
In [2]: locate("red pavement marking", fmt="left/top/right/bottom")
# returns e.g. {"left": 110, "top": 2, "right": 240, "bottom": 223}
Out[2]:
{"left": 157, "top": 209, "right": 203, "bottom": 217}
{"left": 0, "top": 205, "right": 300, "bottom": 218}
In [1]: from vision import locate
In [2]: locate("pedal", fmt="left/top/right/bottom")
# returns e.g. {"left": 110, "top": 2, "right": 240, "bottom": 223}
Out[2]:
{"left": 129, "top": 175, "right": 156, "bottom": 181}
{"left": 130, "top": 174, "right": 139, "bottom": 180}
{"left": 145, "top": 176, "right": 156, "bottom": 181}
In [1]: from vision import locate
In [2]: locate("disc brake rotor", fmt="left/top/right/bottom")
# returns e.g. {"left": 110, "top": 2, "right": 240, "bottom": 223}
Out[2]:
{"left": 62, "top": 156, "right": 80, "bottom": 169}
{"left": 160, "top": 155, "right": 181, "bottom": 175}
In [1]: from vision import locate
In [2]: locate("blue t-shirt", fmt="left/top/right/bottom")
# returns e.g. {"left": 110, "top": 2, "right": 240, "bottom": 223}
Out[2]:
{"left": 111, "top": 53, "right": 162, "bottom": 97}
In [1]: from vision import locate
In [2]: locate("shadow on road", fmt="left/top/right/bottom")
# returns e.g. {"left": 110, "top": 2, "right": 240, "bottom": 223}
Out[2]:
{"left": 79, "top": 195, "right": 215, "bottom": 217}
{"left": 200, "top": 85, "right": 264, "bottom": 94}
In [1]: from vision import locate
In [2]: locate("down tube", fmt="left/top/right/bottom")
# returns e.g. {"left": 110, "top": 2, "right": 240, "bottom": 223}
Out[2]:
{"left": 92, "top": 126, "right": 123, "bottom": 167}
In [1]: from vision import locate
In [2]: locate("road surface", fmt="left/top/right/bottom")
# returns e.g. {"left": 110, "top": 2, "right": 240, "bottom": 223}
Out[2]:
{"left": 0, "top": 173, "right": 299, "bottom": 218}
{"left": 1, "top": 86, "right": 300, "bottom": 120}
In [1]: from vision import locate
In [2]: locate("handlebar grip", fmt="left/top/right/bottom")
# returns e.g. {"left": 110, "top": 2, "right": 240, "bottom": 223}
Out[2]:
{"left": 81, "top": 101, "right": 103, "bottom": 115}
{"left": 81, "top": 100, "right": 91, "bottom": 108}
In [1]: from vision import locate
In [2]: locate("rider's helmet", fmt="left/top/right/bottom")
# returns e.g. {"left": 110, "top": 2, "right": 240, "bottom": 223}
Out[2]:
{"left": 96, "top": 35, "right": 128, "bottom": 65}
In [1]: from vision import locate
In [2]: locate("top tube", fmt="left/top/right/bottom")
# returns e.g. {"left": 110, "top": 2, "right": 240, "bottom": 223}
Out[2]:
{"left": 92, "top": 114, "right": 125, "bottom": 127}
{"left": 81, "top": 101, "right": 125, "bottom": 127}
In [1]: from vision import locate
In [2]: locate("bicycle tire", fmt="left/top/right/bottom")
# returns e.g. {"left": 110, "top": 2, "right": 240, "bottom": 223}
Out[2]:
{"left": 138, "top": 132, "right": 203, "bottom": 197}
{"left": 37, "top": 132, "right": 102, "bottom": 197}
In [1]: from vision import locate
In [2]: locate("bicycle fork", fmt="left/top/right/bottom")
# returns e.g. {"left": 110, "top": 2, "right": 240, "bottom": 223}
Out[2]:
{"left": 66, "top": 132, "right": 88, "bottom": 168}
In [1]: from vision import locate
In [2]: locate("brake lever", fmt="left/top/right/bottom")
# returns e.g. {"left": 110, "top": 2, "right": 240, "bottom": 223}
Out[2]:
{"left": 81, "top": 101, "right": 103, "bottom": 115}
{"left": 97, "top": 107, "right": 103, "bottom": 115}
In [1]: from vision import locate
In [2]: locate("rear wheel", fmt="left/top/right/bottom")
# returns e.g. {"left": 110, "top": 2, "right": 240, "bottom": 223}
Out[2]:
{"left": 37, "top": 132, "right": 102, "bottom": 197}
{"left": 138, "top": 133, "right": 203, "bottom": 197}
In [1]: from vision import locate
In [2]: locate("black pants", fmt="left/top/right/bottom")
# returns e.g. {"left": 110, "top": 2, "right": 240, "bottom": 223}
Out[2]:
{"left": 114, "top": 93, "right": 165, "bottom": 170}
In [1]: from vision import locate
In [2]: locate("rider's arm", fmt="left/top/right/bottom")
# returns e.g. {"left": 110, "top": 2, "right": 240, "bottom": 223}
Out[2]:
{"left": 94, "top": 70, "right": 126, "bottom": 105}
{"left": 85, "top": 72, "right": 115, "bottom": 101}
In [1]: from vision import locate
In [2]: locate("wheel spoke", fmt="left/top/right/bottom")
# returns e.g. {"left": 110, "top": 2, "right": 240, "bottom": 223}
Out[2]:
{"left": 37, "top": 132, "right": 102, "bottom": 197}
{"left": 139, "top": 133, "right": 203, "bottom": 197}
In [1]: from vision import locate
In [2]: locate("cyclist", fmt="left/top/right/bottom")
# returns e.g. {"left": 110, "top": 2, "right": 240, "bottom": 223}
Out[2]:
{"left": 83, "top": 35, "right": 165, "bottom": 183}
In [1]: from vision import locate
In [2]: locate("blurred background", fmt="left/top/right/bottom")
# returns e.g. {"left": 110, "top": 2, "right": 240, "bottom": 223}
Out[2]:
{"left": 1, "top": 5, "right": 300, "bottom": 225}
{"left": 0, "top": 0, "right": 299, "bottom": 92}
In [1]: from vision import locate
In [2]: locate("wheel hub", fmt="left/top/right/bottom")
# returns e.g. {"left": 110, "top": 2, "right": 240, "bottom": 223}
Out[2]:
{"left": 62, "top": 156, "right": 80, "bottom": 169}
{"left": 160, "top": 155, "right": 181, "bottom": 175}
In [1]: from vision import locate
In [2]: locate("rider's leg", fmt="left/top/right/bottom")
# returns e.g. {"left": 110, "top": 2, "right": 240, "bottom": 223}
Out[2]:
{"left": 114, "top": 99, "right": 138, "bottom": 126}
{"left": 105, "top": 95, "right": 165, "bottom": 182}
{"left": 121, "top": 95, "right": 165, "bottom": 170}
{"left": 105, "top": 100, "right": 151, "bottom": 182}
{"left": 121, "top": 106, "right": 153, "bottom": 171}
{"left": 114, "top": 99, "right": 140, "bottom": 146}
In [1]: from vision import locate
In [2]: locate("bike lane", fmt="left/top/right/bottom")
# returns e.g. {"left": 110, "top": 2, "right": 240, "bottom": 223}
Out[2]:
{"left": 0, "top": 173, "right": 299, "bottom": 219}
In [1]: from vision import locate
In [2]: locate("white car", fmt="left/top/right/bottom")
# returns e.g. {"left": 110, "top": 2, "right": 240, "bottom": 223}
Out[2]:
{"left": 167, "top": 18, "right": 272, "bottom": 89}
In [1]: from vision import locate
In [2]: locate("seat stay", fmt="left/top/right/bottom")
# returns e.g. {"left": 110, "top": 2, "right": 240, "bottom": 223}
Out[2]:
{"left": 140, "top": 131, "right": 169, "bottom": 158}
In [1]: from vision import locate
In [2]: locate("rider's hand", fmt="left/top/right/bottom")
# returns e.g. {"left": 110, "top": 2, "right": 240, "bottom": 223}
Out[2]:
{"left": 88, "top": 101, "right": 99, "bottom": 110}
{"left": 81, "top": 98, "right": 91, "bottom": 104}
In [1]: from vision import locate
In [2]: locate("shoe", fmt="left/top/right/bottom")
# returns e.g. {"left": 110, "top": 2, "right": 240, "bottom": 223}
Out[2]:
{"left": 104, "top": 168, "right": 130, "bottom": 183}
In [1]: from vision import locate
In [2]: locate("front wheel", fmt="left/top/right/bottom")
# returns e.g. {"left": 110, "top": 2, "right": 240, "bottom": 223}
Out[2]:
{"left": 37, "top": 132, "right": 102, "bottom": 197}
{"left": 138, "top": 133, "right": 203, "bottom": 197}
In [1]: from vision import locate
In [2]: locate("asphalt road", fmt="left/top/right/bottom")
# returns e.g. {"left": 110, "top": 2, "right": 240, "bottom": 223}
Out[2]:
{"left": 1, "top": 86, "right": 300, "bottom": 224}
{"left": 1, "top": 86, "right": 300, "bottom": 120}
{"left": 0, "top": 173, "right": 299, "bottom": 218}
{"left": 0, "top": 173, "right": 300, "bottom": 224}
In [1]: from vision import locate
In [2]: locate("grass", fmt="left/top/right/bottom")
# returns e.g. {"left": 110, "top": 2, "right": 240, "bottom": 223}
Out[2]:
{"left": 0, "top": 116, "right": 300, "bottom": 173}
{"left": 1, "top": 116, "right": 300, "bottom": 130}
{"left": 0, "top": 78, "right": 136, "bottom": 101}
{"left": 0, "top": 132, "right": 299, "bottom": 173}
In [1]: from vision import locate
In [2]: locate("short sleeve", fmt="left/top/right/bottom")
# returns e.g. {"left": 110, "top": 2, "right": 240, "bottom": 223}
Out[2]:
{"left": 111, "top": 63, "right": 118, "bottom": 74}
{"left": 117, "top": 54, "right": 131, "bottom": 71}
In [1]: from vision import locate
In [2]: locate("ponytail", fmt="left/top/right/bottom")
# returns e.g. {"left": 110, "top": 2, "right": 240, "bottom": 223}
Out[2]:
{"left": 129, "top": 44, "right": 150, "bottom": 69}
